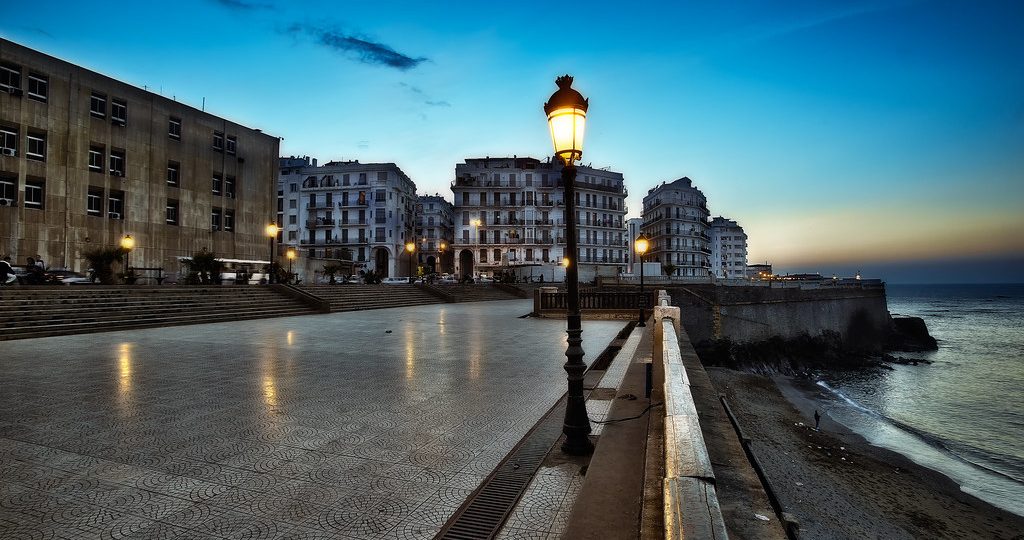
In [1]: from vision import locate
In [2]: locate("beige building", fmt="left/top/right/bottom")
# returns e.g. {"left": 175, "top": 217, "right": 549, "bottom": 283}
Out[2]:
{"left": 0, "top": 39, "right": 279, "bottom": 275}
{"left": 710, "top": 216, "right": 748, "bottom": 279}
{"left": 641, "top": 177, "right": 711, "bottom": 278}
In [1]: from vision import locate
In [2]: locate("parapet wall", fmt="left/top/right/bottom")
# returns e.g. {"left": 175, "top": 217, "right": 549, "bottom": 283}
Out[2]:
{"left": 667, "top": 284, "right": 891, "bottom": 348}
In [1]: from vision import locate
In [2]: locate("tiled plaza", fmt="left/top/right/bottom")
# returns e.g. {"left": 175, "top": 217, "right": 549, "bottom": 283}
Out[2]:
{"left": 0, "top": 300, "right": 624, "bottom": 539}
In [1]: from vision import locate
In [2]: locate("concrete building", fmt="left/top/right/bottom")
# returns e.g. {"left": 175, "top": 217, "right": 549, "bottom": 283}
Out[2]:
{"left": 625, "top": 217, "right": 643, "bottom": 273}
{"left": 641, "top": 177, "right": 711, "bottom": 278}
{"left": 710, "top": 216, "right": 748, "bottom": 279}
{"left": 415, "top": 195, "right": 454, "bottom": 274}
{"left": 451, "top": 156, "right": 627, "bottom": 282}
{"left": 277, "top": 157, "right": 416, "bottom": 278}
{"left": 747, "top": 263, "right": 773, "bottom": 280}
{"left": 0, "top": 39, "right": 280, "bottom": 273}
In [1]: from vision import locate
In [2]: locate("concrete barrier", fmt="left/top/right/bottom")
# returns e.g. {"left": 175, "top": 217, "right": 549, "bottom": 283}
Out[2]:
{"left": 656, "top": 292, "right": 729, "bottom": 540}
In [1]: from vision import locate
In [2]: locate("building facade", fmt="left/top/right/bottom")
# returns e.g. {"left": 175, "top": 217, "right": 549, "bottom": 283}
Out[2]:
{"left": 746, "top": 263, "right": 773, "bottom": 280}
{"left": 450, "top": 156, "right": 627, "bottom": 281}
{"left": 625, "top": 217, "right": 643, "bottom": 273}
{"left": 278, "top": 157, "right": 416, "bottom": 277}
{"left": 415, "top": 195, "right": 454, "bottom": 274}
{"left": 0, "top": 39, "right": 280, "bottom": 273}
{"left": 709, "top": 216, "right": 748, "bottom": 279}
{"left": 641, "top": 177, "right": 711, "bottom": 278}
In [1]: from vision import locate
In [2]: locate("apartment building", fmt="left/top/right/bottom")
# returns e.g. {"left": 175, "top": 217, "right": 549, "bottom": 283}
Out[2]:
{"left": 641, "top": 177, "right": 711, "bottom": 278}
{"left": 0, "top": 39, "right": 279, "bottom": 272}
{"left": 415, "top": 195, "right": 454, "bottom": 274}
{"left": 709, "top": 216, "right": 748, "bottom": 279}
{"left": 451, "top": 156, "right": 628, "bottom": 281}
{"left": 278, "top": 157, "right": 416, "bottom": 277}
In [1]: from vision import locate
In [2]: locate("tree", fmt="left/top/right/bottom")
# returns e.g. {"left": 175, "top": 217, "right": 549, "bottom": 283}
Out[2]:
{"left": 183, "top": 250, "right": 222, "bottom": 284}
{"left": 83, "top": 247, "right": 125, "bottom": 285}
{"left": 323, "top": 262, "right": 342, "bottom": 284}
{"left": 662, "top": 263, "right": 678, "bottom": 276}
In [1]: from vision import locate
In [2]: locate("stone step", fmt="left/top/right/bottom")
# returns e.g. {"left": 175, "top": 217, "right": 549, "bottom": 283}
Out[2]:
{"left": 0, "top": 300, "right": 305, "bottom": 327}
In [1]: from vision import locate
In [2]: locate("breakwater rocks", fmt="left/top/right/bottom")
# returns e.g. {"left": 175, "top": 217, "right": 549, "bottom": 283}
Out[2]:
{"left": 888, "top": 316, "right": 939, "bottom": 352}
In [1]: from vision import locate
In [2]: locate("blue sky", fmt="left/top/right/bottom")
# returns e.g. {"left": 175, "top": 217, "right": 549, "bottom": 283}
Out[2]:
{"left": 3, "top": 0, "right": 1022, "bottom": 281}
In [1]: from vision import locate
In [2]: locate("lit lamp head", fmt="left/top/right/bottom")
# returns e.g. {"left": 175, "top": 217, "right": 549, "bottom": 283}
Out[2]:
{"left": 286, "top": 248, "right": 296, "bottom": 260}
{"left": 120, "top": 234, "right": 135, "bottom": 251}
{"left": 439, "top": 242, "right": 447, "bottom": 251}
{"left": 562, "top": 256, "right": 571, "bottom": 268}
{"left": 544, "top": 75, "right": 588, "bottom": 165}
{"left": 405, "top": 242, "right": 415, "bottom": 253}
{"left": 471, "top": 219, "right": 482, "bottom": 227}
{"left": 265, "top": 223, "right": 279, "bottom": 238}
{"left": 634, "top": 234, "right": 649, "bottom": 256}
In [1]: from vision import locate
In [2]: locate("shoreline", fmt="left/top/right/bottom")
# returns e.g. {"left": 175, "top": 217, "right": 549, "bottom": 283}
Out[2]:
{"left": 707, "top": 367, "right": 1024, "bottom": 539}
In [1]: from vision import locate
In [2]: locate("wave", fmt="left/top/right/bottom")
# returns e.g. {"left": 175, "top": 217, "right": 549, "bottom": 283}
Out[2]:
{"left": 815, "top": 381, "right": 1024, "bottom": 485}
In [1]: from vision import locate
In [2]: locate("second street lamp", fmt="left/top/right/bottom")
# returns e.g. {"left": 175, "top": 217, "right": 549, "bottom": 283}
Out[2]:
{"left": 405, "top": 241, "right": 415, "bottom": 283}
{"left": 120, "top": 234, "right": 135, "bottom": 284}
{"left": 545, "top": 74, "right": 593, "bottom": 455}
{"left": 265, "top": 223, "right": 279, "bottom": 284}
{"left": 635, "top": 233, "right": 650, "bottom": 327}
{"left": 286, "top": 248, "right": 296, "bottom": 283}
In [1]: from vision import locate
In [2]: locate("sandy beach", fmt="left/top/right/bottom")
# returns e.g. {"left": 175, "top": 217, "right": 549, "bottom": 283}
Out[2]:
{"left": 707, "top": 368, "right": 1024, "bottom": 540}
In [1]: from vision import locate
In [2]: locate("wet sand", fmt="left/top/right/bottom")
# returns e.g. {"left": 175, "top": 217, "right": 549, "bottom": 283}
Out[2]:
{"left": 707, "top": 368, "right": 1024, "bottom": 540}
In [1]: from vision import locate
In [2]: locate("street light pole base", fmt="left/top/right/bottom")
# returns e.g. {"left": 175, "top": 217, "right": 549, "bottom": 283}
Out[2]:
{"left": 561, "top": 433, "right": 594, "bottom": 456}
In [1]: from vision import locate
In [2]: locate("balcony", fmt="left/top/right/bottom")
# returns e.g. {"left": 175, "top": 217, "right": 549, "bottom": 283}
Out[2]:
{"left": 306, "top": 218, "right": 336, "bottom": 228}
{"left": 306, "top": 202, "right": 333, "bottom": 210}
{"left": 338, "top": 200, "right": 368, "bottom": 208}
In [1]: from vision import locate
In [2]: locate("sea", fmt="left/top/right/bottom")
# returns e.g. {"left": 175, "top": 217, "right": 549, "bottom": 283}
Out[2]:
{"left": 810, "top": 283, "right": 1024, "bottom": 517}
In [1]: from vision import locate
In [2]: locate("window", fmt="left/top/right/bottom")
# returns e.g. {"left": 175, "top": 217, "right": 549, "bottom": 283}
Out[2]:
{"left": 212, "top": 173, "right": 222, "bottom": 195}
{"left": 167, "top": 161, "right": 179, "bottom": 186}
{"left": 90, "top": 93, "right": 106, "bottom": 118}
{"left": 375, "top": 189, "right": 386, "bottom": 203}
{"left": 107, "top": 190, "right": 124, "bottom": 219}
{"left": 375, "top": 227, "right": 385, "bottom": 242}
{"left": 26, "top": 131, "right": 45, "bottom": 161}
{"left": 211, "top": 207, "right": 222, "bottom": 230}
{"left": 27, "top": 73, "right": 47, "bottom": 102}
{"left": 212, "top": 131, "right": 224, "bottom": 151}
{"left": 87, "top": 187, "right": 104, "bottom": 216}
{"left": 166, "top": 199, "right": 179, "bottom": 225}
{"left": 0, "top": 174, "right": 17, "bottom": 204}
{"left": 89, "top": 145, "right": 104, "bottom": 171}
{"left": 288, "top": 231, "right": 297, "bottom": 241}
{"left": 168, "top": 117, "right": 181, "bottom": 140}
{"left": 0, "top": 126, "right": 17, "bottom": 155}
{"left": 288, "top": 199, "right": 297, "bottom": 209}
{"left": 111, "top": 99, "right": 127, "bottom": 125}
{"left": 226, "top": 135, "right": 236, "bottom": 154}
{"left": 109, "top": 149, "right": 125, "bottom": 176}
{"left": 224, "top": 210, "right": 235, "bottom": 232}
{"left": 225, "top": 176, "right": 235, "bottom": 198}
{"left": 24, "top": 179, "right": 44, "bottom": 209}
{"left": 479, "top": 249, "right": 487, "bottom": 263}
{"left": 377, "top": 171, "right": 387, "bottom": 182}
{"left": 288, "top": 215, "right": 297, "bottom": 225}
{"left": 358, "top": 172, "right": 367, "bottom": 184}
{"left": 0, "top": 63, "right": 20, "bottom": 93}
{"left": 289, "top": 183, "right": 298, "bottom": 193}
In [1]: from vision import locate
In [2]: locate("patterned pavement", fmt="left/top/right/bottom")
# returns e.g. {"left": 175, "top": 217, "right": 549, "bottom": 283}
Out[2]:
{"left": 0, "top": 300, "right": 623, "bottom": 539}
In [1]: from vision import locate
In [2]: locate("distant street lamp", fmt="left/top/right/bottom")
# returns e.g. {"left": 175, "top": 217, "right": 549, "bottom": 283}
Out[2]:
{"left": 286, "top": 248, "right": 296, "bottom": 283}
{"left": 120, "top": 234, "right": 135, "bottom": 284}
{"left": 405, "top": 241, "right": 415, "bottom": 283}
{"left": 265, "top": 223, "right": 279, "bottom": 284}
{"left": 635, "top": 233, "right": 650, "bottom": 327}
{"left": 545, "top": 74, "right": 592, "bottom": 455}
{"left": 439, "top": 241, "right": 447, "bottom": 273}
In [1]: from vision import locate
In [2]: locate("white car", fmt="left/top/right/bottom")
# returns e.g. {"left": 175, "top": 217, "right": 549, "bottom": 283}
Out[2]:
{"left": 381, "top": 277, "right": 413, "bottom": 285}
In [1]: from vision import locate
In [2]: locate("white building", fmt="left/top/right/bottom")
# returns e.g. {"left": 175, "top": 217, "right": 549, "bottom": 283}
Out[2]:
{"left": 278, "top": 157, "right": 416, "bottom": 277}
{"left": 641, "top": 177, "right": 711, "bottom": 278}
{"left": 415, "top": 195, "right": 454, "bottom": 274}
{"left": 709, "top": 216, "right": 747, "bottom": 279}
{"left": 625, "top": 217, "right": 643, "bottom": 273}
{"left": 451, "top": 156, "right": 628, "bottom": 281}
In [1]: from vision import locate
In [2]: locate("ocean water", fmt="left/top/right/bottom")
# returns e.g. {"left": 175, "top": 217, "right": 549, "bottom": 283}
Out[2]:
{"left": 812, "top": 284, "right": 1024, "bottom": 516}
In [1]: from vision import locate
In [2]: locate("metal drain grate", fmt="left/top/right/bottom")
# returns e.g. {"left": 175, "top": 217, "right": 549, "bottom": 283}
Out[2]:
{"left": 437, "top": 397, "right": 567, "bottom": 540}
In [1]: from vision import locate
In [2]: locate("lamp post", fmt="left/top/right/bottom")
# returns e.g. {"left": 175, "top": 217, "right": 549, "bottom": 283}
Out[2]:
{"left": 545, "top": 74, "right": 593, "bottom": 455}
{"left": 405, "top": 241, "right": 415, "bottom": 283}
{"left": 120, "top": 234, "right": 135, "bottom": 284}
{"left": 439, "top": 241, "right": 447, "bottom": 274}
{"left": 635, "top": 233, "right": 649, "bottom": 327}
{"left": 286, "top": 248, "right": 296, "bottom": 283}
{"left": 265, "top": 223, "right": 279, "bottom": 284}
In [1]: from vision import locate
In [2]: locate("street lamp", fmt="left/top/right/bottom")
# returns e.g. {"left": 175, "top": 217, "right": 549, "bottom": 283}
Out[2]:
{"left": 635, "top": 233, "right": 649, "bottom": 327}
{"left": 405, "top": 241, "right": 415, "bottom": 283}
{"left": 439, "top": 241, "right": 447, "bottom": 273}
{"left": 286, "top": 248, "right": 296, "bottom": 283}
{"left": 545, "top": 74, "right": 592, "bottom": 455}
{"left": 120, "top": 234, "right": 135, "bottom": 284}
{"left": 265, "top": 223, "right": 279, "bottom": 284}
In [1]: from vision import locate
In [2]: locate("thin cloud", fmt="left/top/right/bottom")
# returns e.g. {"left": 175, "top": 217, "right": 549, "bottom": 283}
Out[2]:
{"left": 287, "top": 24, "right": 427, "bottom": 70}
{"left": 398, "top": 82, "right": 450, "bottom": 107}
{"left": 213, "top": 0, "right": 273, "bottom": 10}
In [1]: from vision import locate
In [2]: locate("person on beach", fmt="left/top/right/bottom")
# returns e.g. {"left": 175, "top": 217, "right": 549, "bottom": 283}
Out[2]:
{"left": 814, "top": 410, "right": 821, "bottom": 431}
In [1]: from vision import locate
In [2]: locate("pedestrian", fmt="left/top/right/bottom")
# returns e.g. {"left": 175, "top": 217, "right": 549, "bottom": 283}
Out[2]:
{"left": 34, "top": 255, "right": 44, "bottom": 270}
{"left": 0, "top": 256, "right": 14, "bottom": 285}
{"left": 814, "top": 410, "right": 821, "bottom": 431}
{"left": 25, "top": 257, "right": 43, "bottom": 285}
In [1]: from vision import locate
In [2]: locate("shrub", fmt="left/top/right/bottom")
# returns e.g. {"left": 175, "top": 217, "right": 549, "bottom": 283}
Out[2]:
{"left": 83, "top": 247, "right": 125, "bottom": 285}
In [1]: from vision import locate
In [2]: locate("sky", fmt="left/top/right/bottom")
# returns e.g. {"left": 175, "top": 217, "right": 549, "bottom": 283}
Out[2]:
{"left": 3, "top": 0, "right": 1022, "bottom": 282}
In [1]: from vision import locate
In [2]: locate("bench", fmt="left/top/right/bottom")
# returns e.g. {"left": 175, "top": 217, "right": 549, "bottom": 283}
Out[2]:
{"left": 129, "top": 267, "right": 166, "bottom": 284}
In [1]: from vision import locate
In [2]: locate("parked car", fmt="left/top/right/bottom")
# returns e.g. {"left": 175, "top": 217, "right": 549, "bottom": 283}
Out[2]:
{"left": 45, "top": 270, "right": 95, "bottom": 285}
{"left": 476, "top": 276, "right": 494, "bottom": 284}
{"left": 438, "top": 276, "right": 458, "bottom": 284}
{"left": 381, "top": 277, "right": 412, "bottom": 285}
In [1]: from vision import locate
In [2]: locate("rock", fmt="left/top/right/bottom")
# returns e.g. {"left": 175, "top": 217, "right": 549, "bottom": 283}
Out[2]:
{"left": 888, "top": 316, "right": 938, "bottom": 351}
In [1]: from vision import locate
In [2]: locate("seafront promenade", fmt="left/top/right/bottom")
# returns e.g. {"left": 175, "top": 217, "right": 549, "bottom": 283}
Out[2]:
{"left": 0, "top": 300, "right": 623, "bottom": 539}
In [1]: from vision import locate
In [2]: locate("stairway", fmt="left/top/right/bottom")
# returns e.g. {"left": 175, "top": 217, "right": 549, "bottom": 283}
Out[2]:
{"left": 0, "top": 286, "right": 316, "bottom": 341}
{"left": 298, "top": 284, "right": 443, "bottom": 312}
{"left": 428, "top": 284, "right": 522, "bottom": 302}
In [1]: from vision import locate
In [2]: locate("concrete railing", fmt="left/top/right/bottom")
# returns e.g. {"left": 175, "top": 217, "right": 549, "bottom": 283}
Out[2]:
{"left": 654, "top": 291, "right": 729, "bottom": 540}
